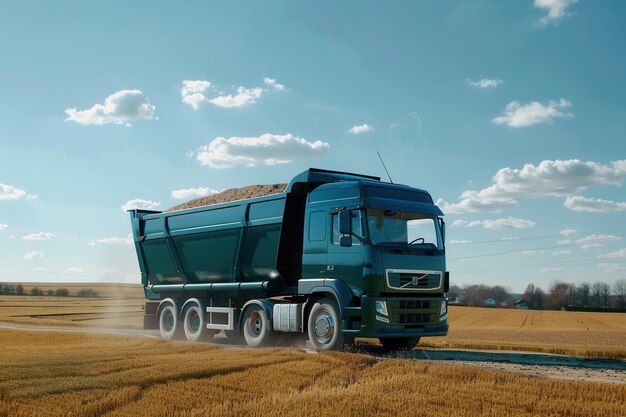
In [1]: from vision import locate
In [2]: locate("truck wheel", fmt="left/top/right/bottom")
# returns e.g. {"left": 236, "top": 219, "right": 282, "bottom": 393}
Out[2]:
{"left": 307, "top": 298, "right": 344, "bottom": 351}
{"left": 242, "top": 305, "right": 272, "bottom": 348}
{"left": 182, "top": 302, "right": 215, "bottom": 342}
{"left": 379, "top": 337, "right": 420, "bottom": 351}
{"left": 158, "top": 302, "right": 182, "bottom": 340}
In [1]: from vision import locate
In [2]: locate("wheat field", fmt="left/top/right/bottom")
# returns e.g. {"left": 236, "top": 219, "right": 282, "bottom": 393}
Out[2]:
{"left": 1, "top": 291, "right": 626, "bottom": 358}
{"left": 419, "top": 307, "right": 626, "bottom": 359}
{"left": 0, "top": 329, "right": 624, "bottom": 417}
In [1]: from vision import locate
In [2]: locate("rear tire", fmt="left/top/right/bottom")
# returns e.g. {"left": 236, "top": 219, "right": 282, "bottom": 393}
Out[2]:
{"left": 182, "top": 301, "right": 216, "bottom": 342}
{"left": 158, "top": 302, "right": 183, "bottom": 340}
{"left": 307, "top": 298, "right": 344, "bottom": 351}
{"left": 379, "top": 337, "right": 420, "bottom": 351}
{"left": 242, "top": 304, "right": 272, "bottom": 348}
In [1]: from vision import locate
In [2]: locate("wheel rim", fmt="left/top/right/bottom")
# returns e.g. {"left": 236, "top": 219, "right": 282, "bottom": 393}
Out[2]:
{"left": 163, "top": 309, "right": 175, "bottom": 332}
{"left": 187, "top": 309, "right": 200, "bottom": 333}
{"left": 247, "top": 311, "right": 263, "bottom": 337}
{"left": 313, "top": 310, "right": 335, "bottom": 344}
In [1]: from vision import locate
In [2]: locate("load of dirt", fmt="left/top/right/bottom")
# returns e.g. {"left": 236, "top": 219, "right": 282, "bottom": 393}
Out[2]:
{"left": 166, "top": 184, "right": 288, "bottom": 212}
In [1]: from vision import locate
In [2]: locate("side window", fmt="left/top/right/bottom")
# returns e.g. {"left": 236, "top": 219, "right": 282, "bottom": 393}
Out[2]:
{"left": 308, "top": 211, "right": 327, "bottom": 242}
{"left": 331, "top": 209, "right": 362, "bottom": 245}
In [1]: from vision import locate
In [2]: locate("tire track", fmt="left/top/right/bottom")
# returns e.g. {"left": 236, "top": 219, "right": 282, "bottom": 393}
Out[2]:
{"left": 2, "top": 321, "right": 625, "bottom": 384}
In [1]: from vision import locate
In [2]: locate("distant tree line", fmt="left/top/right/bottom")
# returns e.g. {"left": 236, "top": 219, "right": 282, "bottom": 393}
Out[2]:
{"left": 447, "top": 284, "right": 511, "bottom": 307}
{"left": 529, "top": 280, "right": 626, "bottom": 310}
{"left": 447, "top": 278, "right": 626, "bottom": 310}
{"left": 0, "top": 284, "right": 98, "bottom": 298}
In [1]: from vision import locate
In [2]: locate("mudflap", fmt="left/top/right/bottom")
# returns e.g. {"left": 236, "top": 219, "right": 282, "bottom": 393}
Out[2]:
{"left": 143, "top": 301, "right": 159, "bottom": 330}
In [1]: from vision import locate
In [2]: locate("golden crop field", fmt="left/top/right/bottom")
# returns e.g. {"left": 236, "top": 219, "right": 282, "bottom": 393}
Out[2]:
{"left": 420, "top": 307, "right": 626, "bottom": 359}
{"left": 0, "top": 284, "right": 145, "bottom": 328}
{"left": 1, "top": 287, "right": 625, "bottom": 358}
{"left": 0, "top": 329, "right": 624, "bottom": 417}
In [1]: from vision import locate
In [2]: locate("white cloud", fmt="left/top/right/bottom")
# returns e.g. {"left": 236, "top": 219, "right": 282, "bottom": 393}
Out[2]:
{"left": 181, "top": 80, "right": 212, "bottom": 97}
{"left": 263, "top": 77, "right": 287, "bottom": 92}
{"left": 65, "top": 90, "right": 156, "bottom": 126}
{"left": 347, "top": 124, "right": 374, "bottom": 134}
{"left": 100, "top": 268, "right": 120, "bottom": 275}
{"left": 599, "top": 248, "right": 626, "bottom": 259}
{"left": 0, "top": 183, "right": 27, "bottom": 200}
{"left": 518, "top": 250, "right": 544, "bottom": 256}
{"left": 24, "top": 251, "right": 44, "bottom": 260}
{"left": 560, "top": 229, "right": 576, "bottom": 237}
{"left": 556, "top": 239, "right": 571, "bottom": 245}
{"left": 552, "top": 250, "right": 571, "bottom": 256}
{"left": 210, "top": 86, "right": 263, "bottom": 108}
{"left": 94, "top": 235, "right": 133, "bottom": 245}
{"left": 196, "top": 133, "right": 329, "bottom": 169}
{"left": 121, "top": 199, "right": 161, "bottom": 212}
{"left": 493, "top": 99, "right": 573, "bottom": 128}
{"left": 0, "top": 224, "right": 7, "bottom": 231}
{"left": 455, "top": 216, "right": 535, "bottom": 230}
{"left": 171, "top": 187, "right": 221, "bottom": 200}
{"left": 450, "top": 240, "right": 472, "bottom": 244}
{"left": 68, "top": 267, "right": 83, "bottom": 273}
{"left": 181, "top": 78, "right": 286, "bottom": 110}
{"left": 466, "top": 78, "right": 503, "bottom": 88}
{"left": 540, "top": 267, "right": 564, "bottom": 273}
{"left": 180, "top": 80, "right": 213, "bottom": 110}
{"left": 534, "top": 0, "right": 578, "bottom": 26}
{"left": 502, "top": 236, "right": 519, "bottom": 241}
{"left": 576, "top": 234, "right": 620, "bottom": 250}
{"left": 22, "top": 232, "right": 56, "bottom": 240}
{"left": 437, "top": 159, "right": 626, "bottom": 214}
{"left": 564, "top": 196, "right": 626, "bottom": 213}
{"left": 597, "top": 263, "right": 625, "bottom": 273}
{"left": 182, "top": 92, "right": 210, "bottom": 110}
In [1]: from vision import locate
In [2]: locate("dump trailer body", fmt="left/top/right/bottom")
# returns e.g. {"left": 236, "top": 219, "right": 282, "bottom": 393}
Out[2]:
{"left": 130, "top": 168, "right": 449, "bottom": 349}
{"left": 130, "top": 192, "right": 302, "bottom": 299}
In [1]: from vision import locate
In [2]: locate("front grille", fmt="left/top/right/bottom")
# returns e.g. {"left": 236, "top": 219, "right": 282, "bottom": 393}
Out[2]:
{"left": 387, "top": 270, "right": 441, "bottom": 290}
{"left": 397, "top": 300, "right": 431, "bottom": 309}
{"left": 396, "top": 313, "right": 437, "bottom": 324}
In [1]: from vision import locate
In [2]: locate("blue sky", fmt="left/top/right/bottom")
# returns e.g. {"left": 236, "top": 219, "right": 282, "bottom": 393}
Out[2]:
{"left": 1, "top": 1, "right": 625, "bottom": 292}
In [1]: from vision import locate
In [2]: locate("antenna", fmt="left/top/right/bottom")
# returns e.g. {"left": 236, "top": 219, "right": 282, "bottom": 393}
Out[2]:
{"left": 377, "top": 151, "right": 393, "bottom": 184}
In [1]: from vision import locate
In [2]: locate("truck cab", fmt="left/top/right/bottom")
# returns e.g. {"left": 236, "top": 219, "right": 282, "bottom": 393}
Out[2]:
{"left": 300, "top": 180, "right": 448, "bottom": 349}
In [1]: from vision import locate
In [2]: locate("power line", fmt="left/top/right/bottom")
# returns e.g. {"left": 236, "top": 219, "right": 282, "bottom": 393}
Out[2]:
{"left": 448, "top": 227, "right": 626, "bottom": 246}
{"left": 448, "top": 234, "right": 625, "bottom": 261}
{"left": 454, "top": 256, "right": 621, "bottom": 274}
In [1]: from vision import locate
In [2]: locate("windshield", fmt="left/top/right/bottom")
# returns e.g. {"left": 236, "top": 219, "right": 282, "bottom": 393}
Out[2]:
{"left": 366, "top": 208, "right": 442, "bottom": 249}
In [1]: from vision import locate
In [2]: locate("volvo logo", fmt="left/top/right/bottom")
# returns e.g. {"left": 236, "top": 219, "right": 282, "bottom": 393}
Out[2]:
{"left": 411, "top": 275, "right": 427, "bottom": 286}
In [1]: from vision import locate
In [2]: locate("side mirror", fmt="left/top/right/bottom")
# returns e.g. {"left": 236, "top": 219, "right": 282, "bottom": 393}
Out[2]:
{"left": 339, "top": 235, "right": 352, "bottom": 247}
{"left": 439, "top": 218, "right": 445, "bottom": 244}
{"left": 339, "top": 210, "right": 351, "bottom": 235}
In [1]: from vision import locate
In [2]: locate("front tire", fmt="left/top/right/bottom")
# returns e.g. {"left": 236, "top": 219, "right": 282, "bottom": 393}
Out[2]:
{"left": 379, "top": 337, "right": 420, "bottom": 351}
{"left": 307, "top": 298, "right": 344, "bottom": 351}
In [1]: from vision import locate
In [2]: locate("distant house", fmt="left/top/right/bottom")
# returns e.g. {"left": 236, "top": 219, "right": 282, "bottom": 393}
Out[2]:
{"left": 483, "top": 298, "right": 497, "bottom": 307}
{"left": 515, "top": 299, "right": 528, "bottom": 310}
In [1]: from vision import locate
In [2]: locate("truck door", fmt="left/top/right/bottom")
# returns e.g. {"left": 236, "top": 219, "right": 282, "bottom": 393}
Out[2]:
{"left": 327, "top": 208, "right": 364, "bottom": 289}
{"left": 302, "top": 209, "right": 328, "bottom": 279}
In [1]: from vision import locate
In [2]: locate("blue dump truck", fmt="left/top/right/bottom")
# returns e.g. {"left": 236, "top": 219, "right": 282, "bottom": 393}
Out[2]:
{"left": 130, "top": 168, "right": 448, "bottom": 351}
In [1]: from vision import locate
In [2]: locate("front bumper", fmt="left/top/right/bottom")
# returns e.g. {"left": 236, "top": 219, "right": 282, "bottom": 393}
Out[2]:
{"left": 342, "top": 295, "right": 448, "bottom": 338}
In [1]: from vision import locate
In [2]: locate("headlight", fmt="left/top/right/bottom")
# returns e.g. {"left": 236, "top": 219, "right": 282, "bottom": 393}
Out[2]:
{"left": 375, "top": 300, "right": 388, "bottom": 316}
{"left": 439, "top": 300, "right": 447, "bottom": 317}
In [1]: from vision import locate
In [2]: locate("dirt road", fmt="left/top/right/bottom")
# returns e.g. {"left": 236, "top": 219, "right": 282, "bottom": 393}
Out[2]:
{"left": 2, "top": 321, "right": 624, "bottom": 384}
